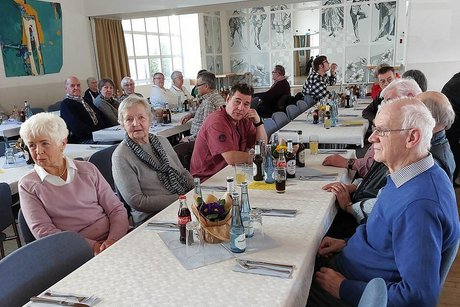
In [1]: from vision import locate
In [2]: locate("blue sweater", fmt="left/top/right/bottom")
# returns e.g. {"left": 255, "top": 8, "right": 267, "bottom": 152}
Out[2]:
{"left": 337, "top": 164, "right": 459, "bottom": 306}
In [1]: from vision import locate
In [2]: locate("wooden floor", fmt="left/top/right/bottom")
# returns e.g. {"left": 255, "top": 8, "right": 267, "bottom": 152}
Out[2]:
{"left": 438, "top": 186, "right": 460, "bottom": 307}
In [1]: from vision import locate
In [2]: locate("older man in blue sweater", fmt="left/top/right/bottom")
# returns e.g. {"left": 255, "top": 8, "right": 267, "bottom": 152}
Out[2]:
{"left": 307, "top": 97, "right": 460, "bottom": 306}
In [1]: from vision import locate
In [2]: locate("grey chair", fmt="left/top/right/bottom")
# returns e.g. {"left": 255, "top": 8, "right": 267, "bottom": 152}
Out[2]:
{"left": 88, "top": 145, "right": 118, "bottom": 191}
{"left": 296, "top": 100, "right": 309, "bottom": 113}
{"left": 272, "top": 111, "right": 290, "bottom": 129}
{"left": 0, "top": 231, "right": 93, "bottom": 306}
{"left": 31, "top": 107, "right": 45, "bottom": 114}
{"left": 303, "top": 94, "right": 316, "bottom": 109}
{"left": 0, "top": 141, "right": 5, "bottom": 157}
{"left": 17, "top": 209, "right": 35, "bottom": 244}
{"left": 263, "top": 118, "right": 277, "bottom": 139}
{"left": 440, "top": 239, "right": 459, "bottom": 287}
{"left": 286, "top": 104, "right": 301, "bottom": 120}
{"left": 0, "top": 183, "right": 21, "bottom": 259}
{"left": 358, "top": 277, "right": 388, "bottom": 307}
{"left": 173, "top": 140, "right": 195, "bottom": 171}
{"left": 47, "top": 101, "right": 61, "bottom": 112}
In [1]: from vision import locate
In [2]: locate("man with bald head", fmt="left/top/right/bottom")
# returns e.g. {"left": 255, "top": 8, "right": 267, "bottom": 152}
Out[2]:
{"left": 60, "top": 76, "right": 109, "bottom": 143}
{"left": 308, "top": 97, "right": 459, "bottom": 306}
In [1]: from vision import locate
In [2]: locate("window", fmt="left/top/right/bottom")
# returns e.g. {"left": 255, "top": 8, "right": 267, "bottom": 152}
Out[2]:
{"left": 122, "top": 17, "right": 185, "bottom": 85}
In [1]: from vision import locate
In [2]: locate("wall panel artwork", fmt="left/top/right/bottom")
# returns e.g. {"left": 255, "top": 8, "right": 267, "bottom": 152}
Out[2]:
{"left": 0, "top": 0, "right": 62, "bottom": 77}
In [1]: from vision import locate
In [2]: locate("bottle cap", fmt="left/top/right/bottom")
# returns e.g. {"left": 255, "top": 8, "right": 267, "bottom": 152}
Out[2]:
{"left": 179, "top": 195, "right": 186, "bottom": 200}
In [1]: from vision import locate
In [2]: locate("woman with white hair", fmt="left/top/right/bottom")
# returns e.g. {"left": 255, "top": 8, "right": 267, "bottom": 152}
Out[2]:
{"left": 119, "top": 76, "right": 143, "bottom": 101}
{"left": 169, "top": 71, "right": 191, "bottom": 106}
{"left": 18, "top": 113, "right": 129, "bottom": 254}
{"left": 112, "top": 95, "right": 194, "bottom": 225}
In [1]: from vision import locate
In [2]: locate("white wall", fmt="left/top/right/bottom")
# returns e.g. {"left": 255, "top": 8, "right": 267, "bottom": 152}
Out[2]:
{"left": 405, "top": 0, "right": 460, "bottom": 91}
{"left": 0, "top": 0, "right": 96, "bottom": 112}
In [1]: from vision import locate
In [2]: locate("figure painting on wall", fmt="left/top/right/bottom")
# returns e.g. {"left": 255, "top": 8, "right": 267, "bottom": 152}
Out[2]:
{"left": 350, "top": 1, "right": 367, "bottom": 43}
{"left": 229, "top": 10, "right": 246, "bottom": 48}
{"left": 322, "top": 0, "right": 344, "bottom": 38}
{"left": 250, "top": 7, "right": 267, "bottom": 50}
{"left": 373, "top": 1, "right": 396, "bottom": 42}
{"left": 270, "top": 5, "right": 291, "bottom": 49}
{"left": 0, "top": 0, "right": 62, "bottom": 77}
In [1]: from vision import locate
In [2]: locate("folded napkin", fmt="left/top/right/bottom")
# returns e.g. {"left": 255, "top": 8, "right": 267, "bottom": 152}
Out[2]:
{"left": 295, "top": 167, "right": 338, "bottom": 178}
{"left": 2, "top": 157, "right": 28, "bottom": 169}
{"left": 248, "top": 181, "right": 275, "bottom": 190}
{"left": 201, "top": 185, "right": 227, "bottom": 191}
{"left": 318, "top": 149, "right": 348, "bottom": 154}
{"left": 297, "top": 176, "right": 337, "bottom": 181}
{"left": 252, "top": 207, "right": 297, "bottom": 217}
{"left": 28, "top": 291, "right": 99, "bottom": 306}
{"left": 145, "top": 222, "right": 179, "bottom": 232}
{"left": 106, "top": 126, "right": 121, "bottom": 131}
{"left": 232, "top": 258, "right": 294, "bottom": 279}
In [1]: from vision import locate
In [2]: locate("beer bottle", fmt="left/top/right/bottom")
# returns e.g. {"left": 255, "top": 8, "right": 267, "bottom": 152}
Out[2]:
{"left": 296, "top": 131, "right": 306, "bottom": 167}
{"left": 264, "top": 144, "right": 275, "bottom": 184}
{"left": 230, "top": 192, "right": 246, "bottom": 253}
{"left": 286, "top": 139, "right": 296, "bottom": 178}
{"left": 163, "top": 103, "right": 172, "bottom": 124}
{"left": 178, "top": 195, "right": 191, "bottom": 244}
{"left": 253, "top": 144, "right": 264, "bottom": 181}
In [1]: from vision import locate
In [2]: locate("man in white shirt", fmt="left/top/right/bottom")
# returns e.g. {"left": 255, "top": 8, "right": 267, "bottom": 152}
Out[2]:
{"left": 149, "top": 72, "right": 177, "bottom": 110}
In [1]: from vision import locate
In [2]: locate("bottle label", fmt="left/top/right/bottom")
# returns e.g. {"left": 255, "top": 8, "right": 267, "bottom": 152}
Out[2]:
{"left": 277, "top": 160, "right": 286, "bottom": 168}
{"left": 178, "top": 216, "right": 191, "bottom": 225}
{"left": 287, "top": 160, "right": 296, "bottom": 175}
{"left": 233, "top": 233, "right": 246, "bottom": 250}
{"left": 298, "top": 150, "right": 306, "bottom": 164}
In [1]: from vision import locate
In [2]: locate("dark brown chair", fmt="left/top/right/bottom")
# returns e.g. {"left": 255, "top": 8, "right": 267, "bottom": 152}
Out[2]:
{"left": 173, "top": 141, "right": 195, "bottom": 171}
{"left": 0, "top": 183, "right": 22, "bottom": 259}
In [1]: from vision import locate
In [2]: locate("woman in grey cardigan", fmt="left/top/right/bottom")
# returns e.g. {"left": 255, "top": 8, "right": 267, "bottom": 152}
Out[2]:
{"left": 112, "top": 95, "right": 194, "bottom": 226}
{"left": 93, "top": 78, "right": 119, "bottom": 126}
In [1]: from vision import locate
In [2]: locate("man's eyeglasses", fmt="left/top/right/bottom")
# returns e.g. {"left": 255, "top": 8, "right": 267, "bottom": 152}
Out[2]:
{"left": 196, "top": 83, "right": 207, "bottom": 87}
{"left": 371, "top": 126, "right": 412, "bottom": 137}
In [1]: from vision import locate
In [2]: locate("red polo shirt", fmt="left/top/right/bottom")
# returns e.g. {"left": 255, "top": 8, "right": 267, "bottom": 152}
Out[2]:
{"left": 190, "top": 107, "right": 256, "bottom": 181}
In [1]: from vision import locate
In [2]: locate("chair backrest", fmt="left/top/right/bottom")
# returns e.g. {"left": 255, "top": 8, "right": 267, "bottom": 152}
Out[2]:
{"left": 358, "top": 277, "right": 388, "bottom": 307}
{"left": 263, "top": 118, "right": 277, "bottom": 139}
{"left": 272, "top": 111, "right": 290, "bottom": 129}
{"left": 0, "top": 231, "right": 93, "bottom": 306}
{"left": 286, "top": 104, "right": 301, "bottom": 120}
{"left": 0, "top": 141, "right": 5, "bottom": 157}
{"left": 251, "top": 97, "right": 261, "bottom": 110}
{"left": 17, "top": 209, "right": 36, "bottom": 244}
{"left": 0, "top": 183, "right": 14, "bottom": 232}
{"left": 88, "top": 145, "right": 118, "bottom": 191}
{"left": 47, "top": 101, "right": 61, "bottom": 112}
{"left": 173, "top": 141, "right": 195, "bottom": 171}
{"left": 296, "top": 99, "right": 308, "bottom": 113}
{"left": 440, "top": 239, "right": 459, "bottom": 287}
{"left": 30, "top": 107, "right": 45, "bottom": 115}
{"left": 303, "top": 94, "right": 316, "bottom": 109}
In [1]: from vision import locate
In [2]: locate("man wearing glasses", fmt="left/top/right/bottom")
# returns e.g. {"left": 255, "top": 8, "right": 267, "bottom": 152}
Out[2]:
{"left": 301, "top": 55, "right": 337, "bottom": 103}
{"left": 149, "top": 72, "right": 176, "bottom": 110}
{"left": 180, "top": 71, "right": 225, "bottom": 142}
{"left": 308, "top": 97, "right": 459, "bottom": 306}
{"left": 253, "top": 65, "right": 291, "bottom": 118}
{"left": 362, "top": 65, "right": 396, "bottom": 124}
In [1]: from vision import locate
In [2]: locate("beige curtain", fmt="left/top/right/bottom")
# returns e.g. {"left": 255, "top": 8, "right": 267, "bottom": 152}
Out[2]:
{"left": 93, "top": 18, "right": 130, "bottom": 95}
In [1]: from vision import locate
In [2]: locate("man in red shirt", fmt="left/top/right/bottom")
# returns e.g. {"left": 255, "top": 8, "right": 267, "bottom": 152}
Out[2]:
{"left": 190, "top": 83, "right": 268, "bottom": 181}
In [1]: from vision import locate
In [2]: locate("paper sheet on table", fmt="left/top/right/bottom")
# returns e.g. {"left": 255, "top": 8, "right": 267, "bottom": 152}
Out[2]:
{"left": 295, "top": 167, "right": 331, "bottom": 177}
{"left": 248, "top": 181, "right": 276, "bottom": 190}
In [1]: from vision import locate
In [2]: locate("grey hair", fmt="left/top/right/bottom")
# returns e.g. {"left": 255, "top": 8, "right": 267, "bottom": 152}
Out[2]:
{"left": 118, "top": 95, "right": 153, "bottom": 125}
{"left": 86, "top": 77, "right": 96, "bottom": 86}
{"left": 121, "top": 76, "right": 134, "bottom": 88}
{"left": 387, "top": 97, "right": 435, "bottom": 154}
{"left": 381, "top": 78, "right": 422, "bottom": 102}
{"left": 402, "top": 69, "right": 427, "bottom": 92}
{"left": 171, "top": 71, "right": 183, "bottom": 80}
{"left": 20, "top": 113, "right": 69, "bottom": 145}
{"left": 197, "top": 71, "right": 216, "bottom": 89}
{"left": 418, "top": 91, "right": 455, "bottom": 130}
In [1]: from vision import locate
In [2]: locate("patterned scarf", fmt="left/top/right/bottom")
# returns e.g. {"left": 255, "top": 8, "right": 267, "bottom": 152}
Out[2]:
{"left": 125, "top": 133, "right": 191, "bottom": 195}
{"left": 65, "top": 94, "right": 98, "bottom": 125}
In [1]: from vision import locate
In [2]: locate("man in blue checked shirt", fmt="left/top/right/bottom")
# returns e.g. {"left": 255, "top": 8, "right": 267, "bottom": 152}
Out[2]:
{"left": 301, "top": 55, "right": 337, "bottom": 102}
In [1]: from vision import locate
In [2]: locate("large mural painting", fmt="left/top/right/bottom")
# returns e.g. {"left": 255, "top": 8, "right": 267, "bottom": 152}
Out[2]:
{"left": 0, "top": 0, "right": 62, "bottom": 77}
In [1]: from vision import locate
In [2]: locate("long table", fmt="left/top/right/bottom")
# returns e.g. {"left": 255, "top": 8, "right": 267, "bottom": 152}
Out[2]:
{"left": 0, "top": 144, "right": 111, "bottom": 195}
{"left": 277, "top": 105, "right": 370, "bottom": 148}
{"left": 0, "top": 120, "right": 21, "bottom": 139}
{"left": 31, "top": 150, "right": 356, "bottom": 306}
{"left": 92, "top": 113, "right": 192, "bottom": 142}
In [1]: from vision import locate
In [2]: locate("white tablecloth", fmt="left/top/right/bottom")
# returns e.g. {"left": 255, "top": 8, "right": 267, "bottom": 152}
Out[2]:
{"left": 0, "top": 144, "right": 110, "bottom": 194}
{"left": 0, "top": 120, "right": 21, "bottom": 138}
{"left": 92, "top": 113, "right": 191, "bottom": 142}
{"left": 36, "top": 151, "right": 356, "bottom": 307}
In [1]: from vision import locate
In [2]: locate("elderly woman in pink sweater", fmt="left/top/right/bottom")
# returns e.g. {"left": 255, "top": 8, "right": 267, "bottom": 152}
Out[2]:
{"left": 18, "top": 113, "right": 129, "bottom": 254}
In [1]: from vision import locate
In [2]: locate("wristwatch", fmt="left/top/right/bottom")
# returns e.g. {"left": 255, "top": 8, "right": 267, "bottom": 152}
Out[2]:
{"left": 254, "top": 118, "right": 264, "bottom": 127}
{"left": 347, "top": 158, "right": 355, "bottom": 170}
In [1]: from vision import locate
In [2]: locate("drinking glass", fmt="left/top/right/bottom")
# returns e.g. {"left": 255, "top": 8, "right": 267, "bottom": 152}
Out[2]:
{"left": 234, "top": 163, "right": 253, "bottom": 185}
{"left": 250, "top": 209, "right": 264, "bottom": 239}
{"left": 185, "top": 221, "right": 202, "bottom": 257}
{"left": 309, "top": 135, "right": 319, "bottom": 155}
{"left": 5, "top": 148, "right": 15, "bottom": 164}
